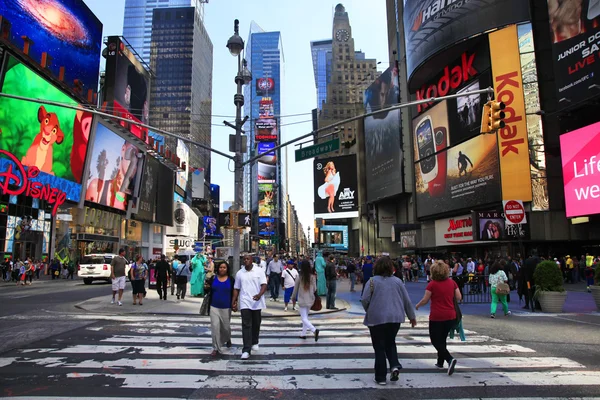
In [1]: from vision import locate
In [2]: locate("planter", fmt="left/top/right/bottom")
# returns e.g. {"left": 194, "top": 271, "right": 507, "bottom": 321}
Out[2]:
{"left": 591, "top": 286, "right": 600, "bottom": 311}
{"left": 537, "top": 291, "right": 567, "bottom": 313}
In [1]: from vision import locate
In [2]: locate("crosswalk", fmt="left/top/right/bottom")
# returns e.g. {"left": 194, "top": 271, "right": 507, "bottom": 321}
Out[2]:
{"left": 1, "top": 314, "right": 599, "bottom": 398}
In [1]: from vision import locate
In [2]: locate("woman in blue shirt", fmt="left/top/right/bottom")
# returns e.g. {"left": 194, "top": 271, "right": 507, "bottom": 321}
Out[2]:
{"left": 205, "top": 261, "right": 235, "bottom": 357}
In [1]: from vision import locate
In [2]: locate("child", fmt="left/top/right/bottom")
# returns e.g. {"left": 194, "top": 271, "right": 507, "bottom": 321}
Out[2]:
{"left": 584, "top": 265, "right": 595, "bottom": 293}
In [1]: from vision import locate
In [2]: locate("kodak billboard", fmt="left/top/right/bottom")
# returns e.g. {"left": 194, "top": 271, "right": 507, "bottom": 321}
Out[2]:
{"left": 489, "top": 25, "right": 532, "bottom": 202}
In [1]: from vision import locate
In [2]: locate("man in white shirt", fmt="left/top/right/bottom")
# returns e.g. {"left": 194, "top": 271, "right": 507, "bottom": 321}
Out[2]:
{"left": 233, "top": 255, "right": 268, "bottom": 360}
{"left": 466, "top": 258, "right": 476, "bottom": 274}
{"left": 266, "top": 255, "right": 283, "bottom": 302}
{"left": 282, "top": 261, "right": 299, "bottom": 311}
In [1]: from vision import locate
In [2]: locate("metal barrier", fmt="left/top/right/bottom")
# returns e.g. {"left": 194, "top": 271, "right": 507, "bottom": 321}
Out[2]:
{"left": 455, "top": 274, "right": 492, "bottom": 304}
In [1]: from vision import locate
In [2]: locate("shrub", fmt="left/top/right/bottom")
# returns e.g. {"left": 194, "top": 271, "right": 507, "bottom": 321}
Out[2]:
{"left": 533, "top": 260, "right": 565, "bottom": 293}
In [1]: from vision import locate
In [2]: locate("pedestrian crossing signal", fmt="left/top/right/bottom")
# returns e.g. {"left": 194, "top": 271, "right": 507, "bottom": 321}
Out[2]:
{"left": 481, "top": 100, "right": 506, "bottom": 133}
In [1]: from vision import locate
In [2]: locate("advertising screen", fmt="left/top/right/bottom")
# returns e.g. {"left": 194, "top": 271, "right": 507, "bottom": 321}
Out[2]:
{"left": 258, "top": 183, "right": 275, "bottom": 217}
{"left": 133, "top": 156, "right": 159, "bottom": 223}
{"left": 363, "top": 66, "right": 403, "bottom": 202}
{"left": 84, "top": 122, "right": 142, "bottom": 211}
{"left": 546, "top": 0, "right": 600, "bottom": 107}
{"left": 403, "top": 0, "right": 529, "bottom": 80}
{"left": 258, "top": 98, "right": 275, "bottom": 119}
{"left": 474, "top": 210, "right": 530, "bottom": 241}
{"left": 0, "top": 0, "right": 103, "bottom": 97}
{"left": 204, "top": 216, "right": 218, "bottom": 236}
{"left": 0, "top": 55, "right": 93, "bottom": 202}
{"left": 258, "top": 217, "right": 276, "bottom": 236}
{"left": 257, "top": 141, "right": 277, "bottom": 183}
{"left": 313, "top": 154, "right": 359, "bottom": 220}
{"left": 256, "top": 78, "right": 275, "bottom": 96}
{"left": 560, "top": 120, "right": 600, "bottom": 218}
{"left": 415, "top": 134, "right": 502, "bottom": 218}
{"left": 257, "top": 142, "right": 276, "bottom": 164}
{"left": 255, "top": 118, "right": 278, "bottom": 142}
{"left": 319, "top": 225, "right": 349, "bottom": 252}
{"left": 103, "top": 36, "right": 151, "bottom": 124}
{"left": 155, "top": 162, "right": 174, "bottom": 226}
{"left": 176, "top": 139, "right": 189, "bottom": 191}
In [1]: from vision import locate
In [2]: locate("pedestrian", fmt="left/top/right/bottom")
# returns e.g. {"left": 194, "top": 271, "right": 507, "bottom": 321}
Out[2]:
{"left": 361, "top": 256, "right": 374, "bottom": 295}
{"left": 205, "top": 261, "right": 234, "bottom": 357}
{"left": 266, "top": 255, "right": 283, "bottom": 301}
{"left": 232, "top": 255, "right": 268, "bottom": 360}
{"left": 291, "top": 260, "right": 320, "bottom": 340}
{"left": 282, "top": 260, "right": 299, "bottom": 312}
{"left": 314, "top": 252, "right": 327, "bottom": 296}
{"left": 24, "top": 260, "right": 34, "bottom": 285}
{"left": 67, "top": 261, "right": 75, "bottom": 280}
{"left": 325, "top": 255, "right": 338, "bottom": 309}
{"left": 129, "top": 255, "right": 147, "bottom": 306}
{"left": 175, "top": 258, "right": 191, "bottom": 300}
{"left": 585, "top": 263, "right": 595, "bottom": 292}
{"left": 361, "top": 256, "right": 417, "bottom": 385}
{"left": 110, "top": 248, "right": 128, "bottom": 306}
{"left": 190, "top": 253, "right": 207, "bottom": 297}
{"left": 50, "top": 259, "right": 60, "bottom": 280}
{"left": 154, "top": 254, "right": 171, "bottom": 300}
{"left": 489, "top": 261, "right": 511, "bottom": 318}
{"left": 171, "top": 256, "right": 180, "bottom": 296}
{"left": 347, "top": 259, "right": 357, "bottom": 292}
{"left": 415, "top": 260, "right": 461, "bottom": 376}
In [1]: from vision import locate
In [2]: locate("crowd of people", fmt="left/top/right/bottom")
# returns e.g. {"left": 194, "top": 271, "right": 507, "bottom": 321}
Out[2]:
{"left": 1, "top": 257, "right": 75, "bottom": 284}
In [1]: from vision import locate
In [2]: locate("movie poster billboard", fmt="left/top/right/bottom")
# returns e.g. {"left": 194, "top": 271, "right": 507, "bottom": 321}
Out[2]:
{"left": 0, "top": 55, "right": 93, "bottom": 202}
{"left": 84, "top": 122, "right": 143, "bottom": 211}
{"left": 415, "top": 134, "right": 502, "bottom": 218}
{"left": 313, "top": 154, "right": 359, "bottom": 220}
{"left": 546, "top": 0, "right": 600, "bottom": 107}
{"left": 176, "top": 139, "right": 189, "bottom": 191}
{"left": 0, "top": 0, "right": 103, "bottom": 99}
{"left": 403, "top": 0, "right": 529, "bottom": 80}
{"left": 363, "top": 66, "right": 403, "bottom": 202}
{"left": 133, "top": 156, "right": 159, "bottom": 223}
{"left": 258, "top": 183, "right": 275, "bottom": 217}
{"left": 474, "top": 209, "right": 530, "bottom": 241}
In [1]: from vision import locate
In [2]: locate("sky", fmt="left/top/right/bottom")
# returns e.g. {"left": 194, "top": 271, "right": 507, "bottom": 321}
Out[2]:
{"left": 84, "top": 0, "right": 390, "bottom": 238}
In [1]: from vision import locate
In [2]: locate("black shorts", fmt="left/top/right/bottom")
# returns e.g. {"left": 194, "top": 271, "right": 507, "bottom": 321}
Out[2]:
{"left": 132, "top": 280, "right": 145, "bottom": 294}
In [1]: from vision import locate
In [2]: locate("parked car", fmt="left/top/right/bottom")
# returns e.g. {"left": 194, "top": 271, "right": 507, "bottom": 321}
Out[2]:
{"left": 77, "top": 254, "right": 131, "bottom": 285}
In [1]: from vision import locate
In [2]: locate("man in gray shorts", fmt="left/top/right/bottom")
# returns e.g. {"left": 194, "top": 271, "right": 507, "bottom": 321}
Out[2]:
{"left": 111, "top": 248, "right": 128, "bottom": 306}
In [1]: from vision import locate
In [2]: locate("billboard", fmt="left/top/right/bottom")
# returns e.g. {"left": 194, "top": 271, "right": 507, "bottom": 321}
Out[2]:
{"left": 103, "top": 36, "right": 151, "bottom": 124}
{"left": 191, "top": 168, "right": 205, "bottom": 199}
{"left": 403, "top": 0, "right": 529, "bottom": 80}
{"left": 489, "top": 25, "right": 532, "bottom": 202}
{"left": 319, "top": 225, "right": 349, "bottom": 252}
{"left": 176, "top": 139, "right": 189, "bottom": 191}
{"left": 255, "top": 118, "right": 278, "bottom": 141}
{"left": 258, "top": 97, "right": 275, "bottom": 119}
{"left": 435, "top": 214, "right": 474, "bottom": 246}
{"left": 257, "top": 141, "right": 277, "bottom": 183}
{"left": 313, "top": 154, "right": 359, "bottom": 219}
{"left": 85, "top": 122, "right": 143, "bottom": 211}
{"left": 256, "top": 78, "right": 275, "bottom": 96}
{"left": 0, "top": 55, "right": 93, "bottom": 202}
{"left": 560, "top": 120, "right": 600, "bottom": 218}
{"left": 133, "top": 156, "right": 159, "bottom": 223}
{"left": 258, "top": 217, "right": 276, "bottom": 236}
{"left": 257, "top": 142, "right": 276, "bottom": 164}
{"left": 0, "top": 0, "right": 103, "bottom": 98}
{"left": 155, "top": 161, "right": 174, "bottom": 226}
{"left": 415, "top": 134, "right": 502, "bottom": 218}
{"left": 203, "top": 216, "right": 218, "bottom": 236}
{"left": 474, "top": 210, "right": 530, "bottom": 241}
{"left": 546, "top": 0, "right": 600, "bottom": 107}
{"left": 258, "top": 183, "right": 275, "bottom": 217}
{"left": 363, "top": 66, "right": 403, "bottom": 202}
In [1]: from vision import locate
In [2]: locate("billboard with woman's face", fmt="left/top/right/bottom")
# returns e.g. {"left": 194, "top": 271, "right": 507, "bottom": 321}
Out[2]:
{"left": 313, "top": 154, "right": 359, "bottom": 220}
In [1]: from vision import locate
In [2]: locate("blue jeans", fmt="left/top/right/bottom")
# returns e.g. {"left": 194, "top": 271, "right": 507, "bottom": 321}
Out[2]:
{"left": 326, "top": 279, "right": 337, "bottom": 309}
{"left": 269, "top": 273, "right": 281, "bottom": 299}
{"left": 349, "top": 273, "right": 356, "bottom": 291}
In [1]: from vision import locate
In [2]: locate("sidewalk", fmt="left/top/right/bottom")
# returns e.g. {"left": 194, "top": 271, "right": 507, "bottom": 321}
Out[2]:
{"left": 75, "top": 282, "right": 350, "bottom": 318}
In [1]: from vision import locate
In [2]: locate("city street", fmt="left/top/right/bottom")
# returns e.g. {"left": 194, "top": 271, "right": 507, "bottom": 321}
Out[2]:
{"left": 1, "top": 277, "right": 600, "bottom": 399}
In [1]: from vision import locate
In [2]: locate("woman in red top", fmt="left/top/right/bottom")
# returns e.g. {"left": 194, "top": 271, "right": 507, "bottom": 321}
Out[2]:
{"left": 416, "top": 260, "right": 462, "bottom": 376}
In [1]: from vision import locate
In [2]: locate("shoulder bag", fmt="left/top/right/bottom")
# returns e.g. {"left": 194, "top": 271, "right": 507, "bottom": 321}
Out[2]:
{"left": 496, "top": 281, "right": 511, "bottom": 295}
{"left": 311, "top": 279, "right": 322, "bottom": 312}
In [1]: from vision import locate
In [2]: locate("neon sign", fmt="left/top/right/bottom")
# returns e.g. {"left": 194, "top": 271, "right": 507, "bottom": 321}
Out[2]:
{"left": 0, "top": 150, "right": 67, "bottom": 216}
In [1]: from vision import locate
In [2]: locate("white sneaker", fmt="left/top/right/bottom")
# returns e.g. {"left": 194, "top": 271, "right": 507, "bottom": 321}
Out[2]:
{"left": 111, "top": 299, "right": 115, "bottom": 304}
{"left": 241, "top": 352, "right": 250, "bottom": 359}
{"left": 269, "top": 298, "right": 274, "bottom": 302}
{"left": 293, "top": 305, "right": 298, "bottom": 311}
{"left": 251, "top": 344, "right": 259, "bottom": 351}
{"left": 284, "top": 306, "right": 288, "bottom": 311}
{"left": 118, "top": 301, "right": 122, "bottom": 306}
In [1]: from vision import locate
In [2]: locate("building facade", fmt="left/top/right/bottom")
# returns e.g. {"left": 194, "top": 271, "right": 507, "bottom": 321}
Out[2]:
{"left": 310, "top": 39, "right": 333, "bottom": 111}
{"left": 123, "top": 0, "right": 206, "bottom": 65}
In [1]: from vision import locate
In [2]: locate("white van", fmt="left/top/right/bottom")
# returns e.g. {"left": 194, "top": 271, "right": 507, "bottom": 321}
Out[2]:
{"left": 77, "top": 253, "right": 131, "bottom": 285}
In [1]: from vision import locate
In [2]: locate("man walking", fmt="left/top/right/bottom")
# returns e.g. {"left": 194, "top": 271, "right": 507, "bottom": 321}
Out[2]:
{"left": 110, "top": 248, "right": 128, "bottom": 306}
{"left": 232, "top": 255, "right": 267, "bottom": 360}
{"left": 347, "top": 259, "right": 357, "bottom": 292}
{"left": 171, "top": 256, "right": 180, "bottom": 296}
{"left": 325, "top": 255, "right": 338, "bottom": 309}
{"left": 266, "top": 255, "right": 283, "bottom": 302}
{"left": 154, "top": 254, "right": 171, "bottom": 300}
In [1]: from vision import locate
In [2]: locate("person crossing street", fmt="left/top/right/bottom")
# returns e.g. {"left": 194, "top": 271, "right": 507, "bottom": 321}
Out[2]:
{"left": 266, "top": 255, "right": 283, "bottom": 302}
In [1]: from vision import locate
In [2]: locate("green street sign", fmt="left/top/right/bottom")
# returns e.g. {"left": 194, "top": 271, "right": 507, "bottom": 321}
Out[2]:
{"left": 295, "top": 138, "right": 340, "bottom": 162}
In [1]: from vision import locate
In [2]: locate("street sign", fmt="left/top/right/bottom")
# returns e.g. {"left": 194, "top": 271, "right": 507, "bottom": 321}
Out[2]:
{"left": 295, "top": 138, "right": 340, "bottom": 162}
{"left": 503, "top": 200, "right": 527, "bottom": 225}
{"left": 218, "top": 212, "right": 232, "bottom": 228}
{"left": 238, "top": 212, "right": 252, "bottom": 228}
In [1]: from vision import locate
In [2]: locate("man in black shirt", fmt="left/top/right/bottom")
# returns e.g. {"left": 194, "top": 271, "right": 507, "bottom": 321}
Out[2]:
{"left": 325, "top": 255, "right": 337, "bottom": 309}
{"left": 154, "top": 254, "right": 171, "bottom": 301}
{"left": 346, "top": 261, "right": 357, "bottom": 292}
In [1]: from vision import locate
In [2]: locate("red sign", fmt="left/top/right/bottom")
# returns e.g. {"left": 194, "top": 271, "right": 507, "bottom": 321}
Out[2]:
{"left": 0, "top": 150, "right": 67, "bottom": 216}
{"left": 503, "top": 200, "right": 525, "bottom": 224}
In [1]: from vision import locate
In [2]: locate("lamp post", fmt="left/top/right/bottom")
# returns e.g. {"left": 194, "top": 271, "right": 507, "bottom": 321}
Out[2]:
{"left": 226, "top": 19, "right": 252, "bottom": 275}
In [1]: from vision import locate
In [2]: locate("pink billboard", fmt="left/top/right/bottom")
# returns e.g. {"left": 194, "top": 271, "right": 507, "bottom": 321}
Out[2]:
{"left": 560, "top": 121, "right": 600, "bottom": 218}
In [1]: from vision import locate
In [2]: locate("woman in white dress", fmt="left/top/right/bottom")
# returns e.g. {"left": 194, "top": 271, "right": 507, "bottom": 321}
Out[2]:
{"left": 317, "top": 161, "right": 340, "bottom": 213}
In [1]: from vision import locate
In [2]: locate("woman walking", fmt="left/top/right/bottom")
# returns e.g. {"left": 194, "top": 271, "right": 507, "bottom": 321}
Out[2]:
{"left": 361, "top": 257, "right": 416, "bottom": 385}
{"left": 130, "top": 255, "right": 147, "bottom": 305}
{"left": 205, "top": 261, "right": 234, "bottom": 357}
{"left": 291, "top": 260, "right": 320, "bottom": 341}
{"left": 489, "top": 261, "right": 511, "bottom": 318}
{"left": 416, "top": 260, "right": 461, "bottom": 376}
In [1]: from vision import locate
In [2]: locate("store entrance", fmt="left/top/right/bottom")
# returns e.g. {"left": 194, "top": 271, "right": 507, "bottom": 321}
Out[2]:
{"left": 12, "top": 232, "right": 42, "bottom": 261}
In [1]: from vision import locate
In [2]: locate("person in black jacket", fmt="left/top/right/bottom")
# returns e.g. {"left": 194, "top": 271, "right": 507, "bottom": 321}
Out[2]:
{"left": 519, "top": 254, "right": 539, "bottom": 310}
{"left": 154, "top": 254, "right": 171, "bottom": 301}
{"left": 325, "top": 255, "right": 337, "bottom": 309}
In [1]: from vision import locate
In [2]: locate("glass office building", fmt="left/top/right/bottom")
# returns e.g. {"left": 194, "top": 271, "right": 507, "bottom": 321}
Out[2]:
{"left": 123, "top": 0, "right": 205, "bottom": 65}
{"left": 310, "top": 40, "right": 332, "bottom": 111}
{"left": 149, "top": 7, "right": 213, "bottom": 185}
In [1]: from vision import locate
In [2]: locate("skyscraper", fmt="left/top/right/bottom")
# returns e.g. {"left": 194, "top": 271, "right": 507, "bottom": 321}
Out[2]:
{"left": 149, "top": 6, "right": 213, "bottom": 184}
{"left": 243, "top": 24, "right": 287, "bottom": 251}
{"left": 123, "top": 0, "right": 206, "bottom": 65}
{"left": 310, "top": 40, "right": 332, "bottom": 111}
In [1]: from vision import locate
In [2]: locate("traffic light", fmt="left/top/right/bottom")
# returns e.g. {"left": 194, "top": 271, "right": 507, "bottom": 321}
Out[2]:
{"left": 481, "top": 100, "right": 506, "bottom": 133}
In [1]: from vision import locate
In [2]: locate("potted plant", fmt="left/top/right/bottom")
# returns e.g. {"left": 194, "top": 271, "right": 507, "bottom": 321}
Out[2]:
{"left": 590, "top": 266, "right": 600, "bottom": 311}
{"left": 533, "top": 260, "right": 566, "bottom": 313}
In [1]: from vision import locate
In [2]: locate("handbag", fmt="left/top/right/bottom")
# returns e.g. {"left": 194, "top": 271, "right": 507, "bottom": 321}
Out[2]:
{"left": 199, "top": 295, "right": 210, "bottom": 315}
{"left": 311, "top": 292, "right": 322, "bottom": 311}
{"left": 496, "top": 282, "right": 510, "bottom": 295}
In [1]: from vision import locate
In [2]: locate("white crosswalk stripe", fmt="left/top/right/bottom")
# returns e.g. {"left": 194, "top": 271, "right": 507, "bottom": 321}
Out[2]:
{"left": 0, "top": 314, "right": 599, "bottom": 398}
